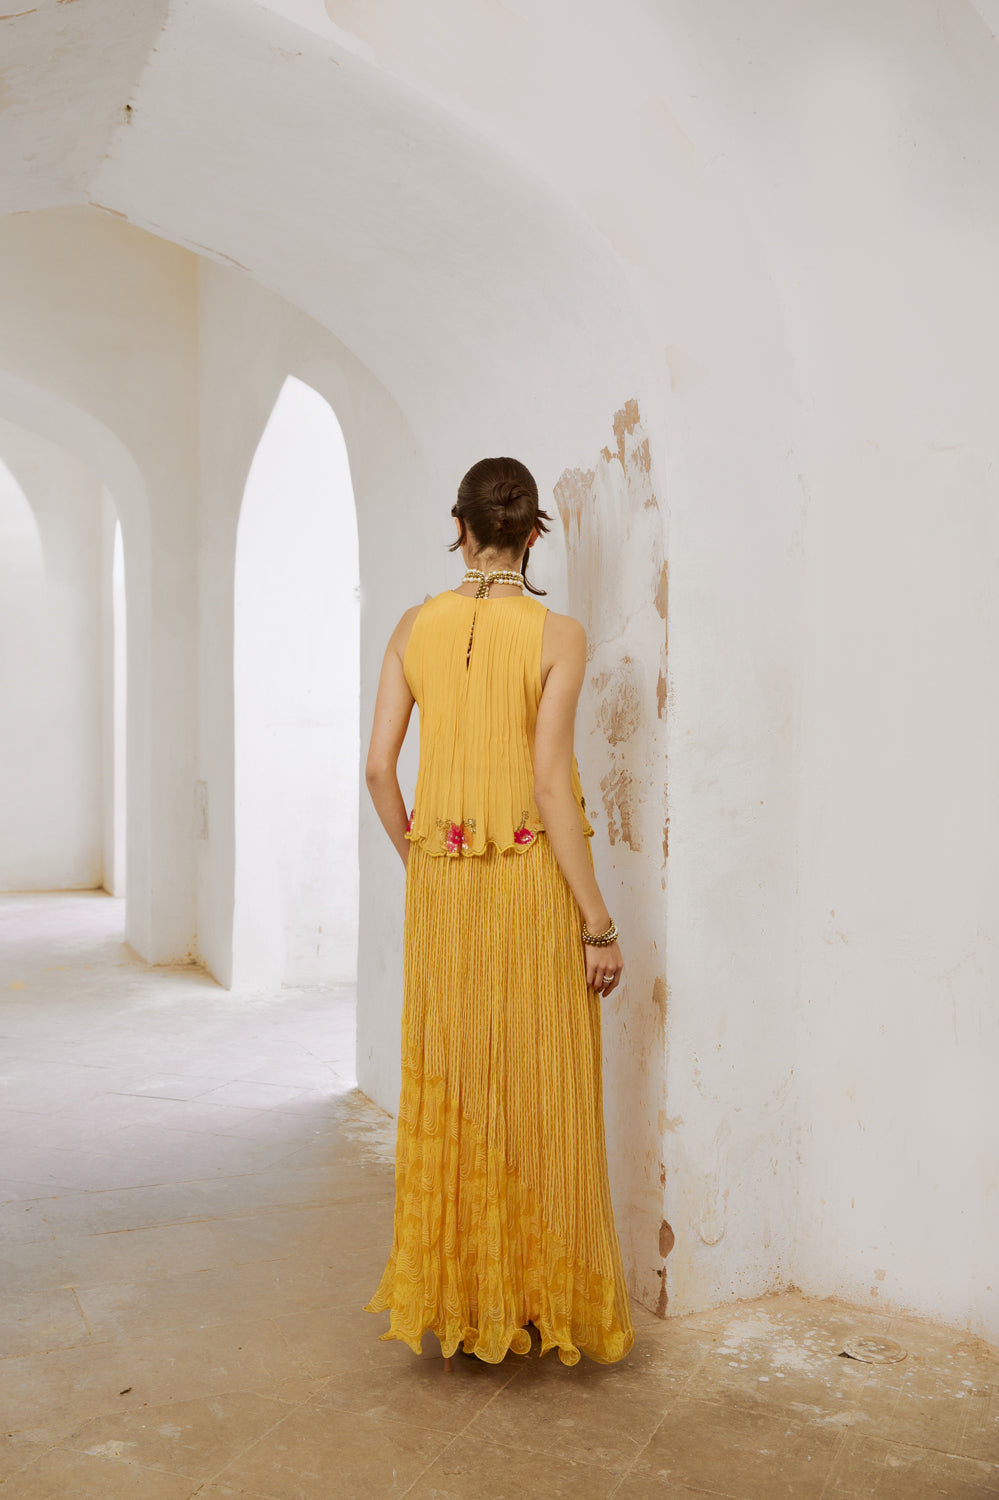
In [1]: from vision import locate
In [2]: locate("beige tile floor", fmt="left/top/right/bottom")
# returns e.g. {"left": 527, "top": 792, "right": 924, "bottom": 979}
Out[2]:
{"left": 2, "top": 891, "right": 998, "bottom": 1499}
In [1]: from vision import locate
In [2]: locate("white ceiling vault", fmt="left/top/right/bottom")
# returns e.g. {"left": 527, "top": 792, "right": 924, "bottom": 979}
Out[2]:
{"left": 0, "top": 0, "right": 656, "bottom": 445}
{"left": 0, "top": 0, "right": 171, "bottom": 211}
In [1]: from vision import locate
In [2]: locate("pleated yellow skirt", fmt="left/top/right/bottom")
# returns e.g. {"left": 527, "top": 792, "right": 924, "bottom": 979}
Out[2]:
{"left": 364, "top": 833, "right": 634, "bottom": 1365}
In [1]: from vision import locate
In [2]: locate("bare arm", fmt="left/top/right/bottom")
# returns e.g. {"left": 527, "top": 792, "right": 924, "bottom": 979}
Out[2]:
{"left": 364, "top": 607, "right": 420, "bottom": 866}
{"left": 533, "top": 615, "right": 623, "bottom": 995}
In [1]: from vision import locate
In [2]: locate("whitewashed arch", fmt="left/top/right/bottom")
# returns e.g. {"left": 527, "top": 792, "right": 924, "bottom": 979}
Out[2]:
{"left": 231, "top": 373, "right": 360, "bottom": 991}
{"left": 0, "top": 366, "right": 154, "bottom": 954}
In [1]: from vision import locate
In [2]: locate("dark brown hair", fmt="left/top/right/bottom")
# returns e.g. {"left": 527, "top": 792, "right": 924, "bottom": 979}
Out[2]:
{"left": 448, "top": 457, "right": 552, "bottom": 596}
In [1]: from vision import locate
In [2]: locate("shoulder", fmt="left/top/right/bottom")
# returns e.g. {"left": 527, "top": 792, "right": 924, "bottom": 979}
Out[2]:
{"left": 540, "top": 608, "right": 586, "bottom": 687}
{"left": 389, "top": 599, "right": 431, "bottom": 659}
{"left": 542, "top": 608, "right": 586, "bottom": 654}
{"left": 394, "top": 601, "right": 427, "bottom": 634}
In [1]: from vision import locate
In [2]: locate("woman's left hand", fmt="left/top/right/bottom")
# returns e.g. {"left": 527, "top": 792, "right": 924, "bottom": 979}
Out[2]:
{"left": 586, "top": 939, "right": 623, "bottom": 996}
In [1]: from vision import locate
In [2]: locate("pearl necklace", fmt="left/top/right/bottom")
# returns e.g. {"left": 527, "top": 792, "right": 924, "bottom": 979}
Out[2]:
{"left": 463, "top": 568, "right": 525, "bottom": 599}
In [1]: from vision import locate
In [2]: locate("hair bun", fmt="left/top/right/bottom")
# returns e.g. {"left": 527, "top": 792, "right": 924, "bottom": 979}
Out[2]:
{"left": 493, "top": 480, "right": 530, "bottom": 509}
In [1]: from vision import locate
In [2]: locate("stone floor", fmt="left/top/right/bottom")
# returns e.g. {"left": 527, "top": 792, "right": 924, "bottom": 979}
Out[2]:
{"left": 1, "top": 891, "right": 998, "bottom": 1499}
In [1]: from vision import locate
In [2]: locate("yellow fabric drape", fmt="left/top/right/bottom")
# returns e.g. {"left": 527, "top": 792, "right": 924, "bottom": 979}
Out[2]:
{"left": 365, "top": 837, "right": 634, "bottom": 1365}
{"left": 365, "top": 588, "right": 633, "bottom": 1365}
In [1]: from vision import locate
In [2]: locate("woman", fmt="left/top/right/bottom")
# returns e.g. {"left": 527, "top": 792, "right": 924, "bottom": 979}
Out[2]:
{"left": 363, "top": 457, "right": 634, "bottom": 1368}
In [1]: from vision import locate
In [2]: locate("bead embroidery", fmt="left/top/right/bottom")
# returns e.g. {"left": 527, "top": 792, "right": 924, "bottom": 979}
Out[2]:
{"left": 436, "top": 816, "right": 477, "bottom": 855}
{"left": 411, "top": 803, "right": 583, "bottom": 853}
{"left": 421, "top": 813, "right": 541, "bottom": 854}
{"left": 513, "top": 809, "right": 535, "bottom": 845}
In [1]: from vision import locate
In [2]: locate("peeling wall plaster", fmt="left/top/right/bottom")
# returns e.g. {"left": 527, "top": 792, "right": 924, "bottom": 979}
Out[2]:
{"left": 554, "top": 397, "right": 671, "bottom": 1312}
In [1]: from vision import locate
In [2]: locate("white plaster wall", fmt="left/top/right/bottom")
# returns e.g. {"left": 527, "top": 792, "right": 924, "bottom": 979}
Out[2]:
{"left": 0, "top": 425, "right": 103, "bottom": 889}
{"left": 778, "top": 8, "right": 999, "bottom": 1338}
{"left": 605, "top": 0, "right": 999, "bottom": 1341}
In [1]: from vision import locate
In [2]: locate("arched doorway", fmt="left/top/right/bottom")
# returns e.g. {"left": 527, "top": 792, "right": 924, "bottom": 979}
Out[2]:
{"left": 100, "top": 494, "right": 127, "bottom": 896}
{"left": 232, "top": 375, "right": 360, "bottom": 989}
{"left": 0, "top": 433, "right": 128, "bottom": 899}
{"left": 0, "top": 453, "right": 48, "bottom": 889}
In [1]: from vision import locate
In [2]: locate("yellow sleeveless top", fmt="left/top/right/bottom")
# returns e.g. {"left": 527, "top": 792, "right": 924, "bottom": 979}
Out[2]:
{"left": 403, "top": 589, "right": 594, "bottom": 857}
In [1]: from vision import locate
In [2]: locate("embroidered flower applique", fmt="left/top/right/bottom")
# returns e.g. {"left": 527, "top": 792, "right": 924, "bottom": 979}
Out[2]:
{"left": 405, "top": 810, "right": 414, "bottom": 833}
{"left": 416, "top": 814, "right": 538, "bottom": 852}
{"left": 513, "top": 808, "right": 535, "bottom": 847}
{"left": 436, "top": 816, "right": 477, "bottom": 855}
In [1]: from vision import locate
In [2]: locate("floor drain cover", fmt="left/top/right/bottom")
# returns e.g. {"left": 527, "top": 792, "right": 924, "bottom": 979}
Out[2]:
{"left": 841, "top": 1335, "right": 907, "bottom": 1363}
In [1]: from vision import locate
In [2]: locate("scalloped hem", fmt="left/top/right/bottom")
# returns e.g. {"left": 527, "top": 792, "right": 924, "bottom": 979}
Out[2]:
{"left": 404, "top": 827, "right": 594, "bottom": 859}
{"left": 362, "top": 1305, "right": 633, "bottom": 1367}
{"left": 361, "top": 1311, "right": 538, "bottom": 1364}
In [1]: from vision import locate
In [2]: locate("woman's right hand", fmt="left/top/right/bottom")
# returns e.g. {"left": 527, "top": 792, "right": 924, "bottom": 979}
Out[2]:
{"left": 585, "top": 938, "right": 623, "bottom": 996}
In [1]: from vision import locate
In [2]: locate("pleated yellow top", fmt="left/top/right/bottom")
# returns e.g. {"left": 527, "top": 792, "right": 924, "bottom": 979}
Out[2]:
{"left": 403, "top": 589, "right": 594, "bottom": 857}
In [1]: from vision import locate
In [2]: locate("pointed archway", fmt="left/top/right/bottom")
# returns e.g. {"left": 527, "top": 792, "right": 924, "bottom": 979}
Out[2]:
{"left": 232, "top": 374, "right": 360, "bottom": 990}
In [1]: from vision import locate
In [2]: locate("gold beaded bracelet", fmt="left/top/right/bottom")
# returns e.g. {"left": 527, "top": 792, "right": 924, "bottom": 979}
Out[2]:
{"left": 581, "top": 918, "right": 618, "bottom": 947}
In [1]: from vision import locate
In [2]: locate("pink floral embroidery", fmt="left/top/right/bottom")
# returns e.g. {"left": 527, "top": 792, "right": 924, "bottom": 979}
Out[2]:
{"left": 405, "top": 810, "right": 414, "bottom": 833}
{"left": 445, "top": 822, "right": 464, "bottom": 853}
{"left": 513, "top": 826, "right": 535, "bottom": 846}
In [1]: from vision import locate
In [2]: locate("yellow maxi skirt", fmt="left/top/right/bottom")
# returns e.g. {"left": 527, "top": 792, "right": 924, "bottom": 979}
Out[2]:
{"left": 364, "top": 833, "right": 634, "bottom": 1366}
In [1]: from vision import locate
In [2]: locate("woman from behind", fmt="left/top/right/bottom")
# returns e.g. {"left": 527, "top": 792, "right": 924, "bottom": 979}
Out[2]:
{"left": 363, "top": 456, "right": 633, "bottom": 1368}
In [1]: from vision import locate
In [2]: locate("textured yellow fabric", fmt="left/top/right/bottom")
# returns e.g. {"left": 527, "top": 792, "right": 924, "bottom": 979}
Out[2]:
{"left": 403, "top": 590, "right": 593, "bottom": 857}
{"left": 365, "top": 590, "right": 634, "bottom": 1366}
{"left": 365, "top": 836, "right": 634, "bottom": 1364}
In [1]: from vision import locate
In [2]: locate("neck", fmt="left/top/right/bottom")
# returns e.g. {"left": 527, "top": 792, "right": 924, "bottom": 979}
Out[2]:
{"left": 462, "top": 550, "right": 524, "bottom": 572}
